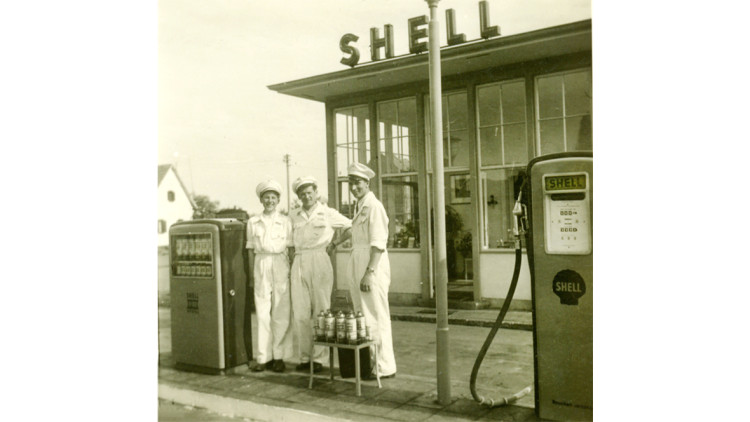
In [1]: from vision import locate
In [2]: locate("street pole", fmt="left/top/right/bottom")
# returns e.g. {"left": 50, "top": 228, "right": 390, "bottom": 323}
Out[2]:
{"left": 283, "top": 153, "right": 291, "bottom": 212}
{"left": 426, "top": 0, "right": 451, "bottom": 405}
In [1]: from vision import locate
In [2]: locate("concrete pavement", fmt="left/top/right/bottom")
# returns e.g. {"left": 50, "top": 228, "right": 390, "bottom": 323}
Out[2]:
{"left": 158, "top": 306, "right": 539, "bottom": 421}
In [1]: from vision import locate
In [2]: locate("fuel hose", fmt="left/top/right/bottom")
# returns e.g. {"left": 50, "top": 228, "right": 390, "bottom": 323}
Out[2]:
{"left": 469, "top": 242, "right": 532, "bottom": 407}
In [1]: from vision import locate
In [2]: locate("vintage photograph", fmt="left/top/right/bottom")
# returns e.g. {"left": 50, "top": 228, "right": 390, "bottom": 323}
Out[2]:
{"left": 158, "top": 1, "right": 592, "bottom": 420}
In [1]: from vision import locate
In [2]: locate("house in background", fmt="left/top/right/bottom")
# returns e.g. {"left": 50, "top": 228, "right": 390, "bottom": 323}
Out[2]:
{"left": 158, "top": 164, "right": 195, "bottom": 247}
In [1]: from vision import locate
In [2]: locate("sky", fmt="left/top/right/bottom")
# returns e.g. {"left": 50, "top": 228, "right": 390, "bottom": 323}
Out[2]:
{"left": 158, "top": 0, "right": 591, "bottom": 215}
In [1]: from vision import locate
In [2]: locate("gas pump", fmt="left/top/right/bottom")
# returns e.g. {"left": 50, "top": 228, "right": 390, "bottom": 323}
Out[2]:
{"left": 470, "top": 152, "right": 592, "bottom": 421}
{"left": 527, "top": 152, "right": 592, "bottom": 420}
{"left": 169, "top": 218, "right": 252, "bottom": 374}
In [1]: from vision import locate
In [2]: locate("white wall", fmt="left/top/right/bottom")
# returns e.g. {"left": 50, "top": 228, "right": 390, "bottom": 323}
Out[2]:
{"left": 479, "top": 251, "right": 532, "bottom": 301}
{"left": 332, "top": 249, "right": 530, "bottom": 301}
{"left": 387, "top": 251, "right": 422, "bottom": 294}
{"left": 334, "top": 250, "right": 422, "bottom": 294}
{"left": 157, "top": 168, "right": 194, "bottom": 246}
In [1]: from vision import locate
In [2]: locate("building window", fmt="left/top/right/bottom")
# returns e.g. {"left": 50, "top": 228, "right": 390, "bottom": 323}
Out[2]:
{"left": 477, "top": 79, "right": 528, "bottom": 249}
{"left": 158, "top": 219, "right": 167, "bottom": 234}
{"left": 477, "top": 80, "right": 528, "bottom": 167}
{"left": 167, "top": 191, "right": 175, "bottom": 202}
{"left": 424, "top": 91, "right": 469, "bottom": 171}
{"left": 378, "top": 99, "right": 417, "bottom": 173}
{"left": 335, "top": 105, "right": 371, "bottom": 180}
{"left": 377, "top": 98, "right": 419, "bottom": 249}
{"left": 426, "top": 92, "right": 469, "bottom": 169}
{"left": 382, "top": 176, "right": 419, "bottom": 248}
{"left": 535, "top": 69, "right": 592, "bottom": 155}
{"left": 480, "top": 169, "right": 525, "bottom": 248}
{"left": 334, "top": 105, "right": 371, "bottom": 248}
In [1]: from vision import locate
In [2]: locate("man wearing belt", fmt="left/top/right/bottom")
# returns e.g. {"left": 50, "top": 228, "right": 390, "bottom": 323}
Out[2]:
{"left": 346, "top": 162, "right": 397, "bottom": 379}
{"left": 290, "top": 176, "right": 352, "bottom": 372}
{"left": 246, "top": 179, "right": 294, "bottom": 372}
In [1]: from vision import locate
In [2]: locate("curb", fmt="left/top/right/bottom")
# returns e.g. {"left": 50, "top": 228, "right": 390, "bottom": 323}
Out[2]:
{"left": 390, "top": 314, "right": 532, "bottom": 331}
{"left": 158, "top": 303, "right": 532, "bottom": 331}
{"left": 159, "top": 383, "right": 351, "bottom": 422}
{"left": 158, "top": 304, "right": 532, "bottom": 332}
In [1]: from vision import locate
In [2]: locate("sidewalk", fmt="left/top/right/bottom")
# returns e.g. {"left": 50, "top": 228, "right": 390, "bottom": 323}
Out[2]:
{"left": 159, "top": 306, "right": 538, "bottom": 422}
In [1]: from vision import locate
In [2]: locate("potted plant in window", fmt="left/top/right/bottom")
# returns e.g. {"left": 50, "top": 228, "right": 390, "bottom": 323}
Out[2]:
{"left": 394, "top": 219, "right": 417, "bottom": 248}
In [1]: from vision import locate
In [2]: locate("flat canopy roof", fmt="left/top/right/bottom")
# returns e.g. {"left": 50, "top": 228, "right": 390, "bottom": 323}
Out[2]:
{"left": 268, "top": 20, "right": 591, "bottom": 103}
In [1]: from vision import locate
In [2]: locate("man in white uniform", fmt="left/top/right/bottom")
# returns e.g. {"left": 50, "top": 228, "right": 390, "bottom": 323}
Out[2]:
{"left": 345, "top": 162, "right": 397, "bottom": 379}
{"left": 246, "top": 180, "right": 294, "bottom": 372}
{"left": 290, "top": 176, "right": 352, "bottom": 372}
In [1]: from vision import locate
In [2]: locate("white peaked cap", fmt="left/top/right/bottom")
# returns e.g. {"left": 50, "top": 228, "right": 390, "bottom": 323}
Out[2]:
{"left": 292, "top": 176, "right": 317, "bottom": 194}
{"left": 347, "top": 162, "right": 375, "bottom": 180}
{"left": 256, "top": 179, "right": 282, "bottom": 198}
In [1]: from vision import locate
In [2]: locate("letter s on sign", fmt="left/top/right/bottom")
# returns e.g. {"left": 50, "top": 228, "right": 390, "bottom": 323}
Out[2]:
{"left": 340, "top": 33, "right": 360, "bottom": 67}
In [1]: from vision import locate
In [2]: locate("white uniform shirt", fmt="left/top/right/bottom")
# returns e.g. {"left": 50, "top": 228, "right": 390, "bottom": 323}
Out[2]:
{"left": 245, "top": 211, "right": 293, "bottom": 253}
{"left": 352, "top": 191, "right": 389, "bottom": 250}
{"left": 291, "top": 202, "right": 352, "bottom": 250}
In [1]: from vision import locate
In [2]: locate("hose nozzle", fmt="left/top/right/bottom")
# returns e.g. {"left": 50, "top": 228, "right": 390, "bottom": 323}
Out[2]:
{"left": 511, "top": 191, "right": 528, "bottom": 241}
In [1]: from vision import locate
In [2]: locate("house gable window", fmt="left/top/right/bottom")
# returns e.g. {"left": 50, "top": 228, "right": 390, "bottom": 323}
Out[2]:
{"left": 167, "top": 191, "right": 175, "bottom": 202}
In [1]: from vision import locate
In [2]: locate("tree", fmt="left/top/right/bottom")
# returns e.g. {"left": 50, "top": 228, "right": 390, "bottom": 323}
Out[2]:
{"left": 192, "top": 194, "right": 220, "bottom": 219}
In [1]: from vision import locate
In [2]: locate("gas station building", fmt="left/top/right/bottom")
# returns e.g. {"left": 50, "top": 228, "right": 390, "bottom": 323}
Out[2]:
{"left": 269, "top": 19, "right": 592, "bottom": 310}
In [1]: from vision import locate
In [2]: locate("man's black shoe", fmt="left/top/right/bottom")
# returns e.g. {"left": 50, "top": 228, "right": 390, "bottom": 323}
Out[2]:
{"left": 249, "top": 361, "right": 265, "bottom": 372}
{"left": 362, "top": 372, "right": 396, "bottom": 381}
{"left": 295, "top": 362, "right": 323, "bottom": 373}
{"left": 272, "top": 359, "right": 286, "bottom": 373}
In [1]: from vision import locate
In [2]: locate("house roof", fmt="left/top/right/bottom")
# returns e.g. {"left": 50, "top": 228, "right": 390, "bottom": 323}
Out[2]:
{"left": 158, "top": 164, "right": 196, "bottom": 209}
{"left": 158, "top": 164, "right": 171, "bottom": 184}
{"left": 268, "top": 20, "right": 591, "bottom": 103}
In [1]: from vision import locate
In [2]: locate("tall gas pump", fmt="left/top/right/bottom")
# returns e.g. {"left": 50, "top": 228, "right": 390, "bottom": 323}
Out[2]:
{"left": 470, "top": 152, "right": 592, "bottom": 421}
{"left": 527, "top": 152, "right": 593, "bottom": 420}
{"left": 169, "top": 218, "right": 252, "bottom": 374}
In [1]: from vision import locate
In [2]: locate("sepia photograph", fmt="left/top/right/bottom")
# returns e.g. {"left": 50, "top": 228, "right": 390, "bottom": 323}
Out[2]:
{"left": 157, "top": 1, "right": 594, "bottom": 421}
{"left": 8, "top": 1, "right": 750, "bottom": 421}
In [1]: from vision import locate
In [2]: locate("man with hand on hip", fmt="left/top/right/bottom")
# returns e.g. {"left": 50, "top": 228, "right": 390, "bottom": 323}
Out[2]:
{"left": 346, "top": 162, "right": 397, "bottom": 380}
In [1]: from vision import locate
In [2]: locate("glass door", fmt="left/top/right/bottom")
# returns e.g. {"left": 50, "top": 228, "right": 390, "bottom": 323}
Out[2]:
{"left": 425, "top": 91, "right": 474, "bottom": 286}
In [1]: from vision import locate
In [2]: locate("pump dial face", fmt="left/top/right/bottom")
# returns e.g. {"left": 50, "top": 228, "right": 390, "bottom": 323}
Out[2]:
{"left": 543, "top": 172, "right": 591, "bottom": 255}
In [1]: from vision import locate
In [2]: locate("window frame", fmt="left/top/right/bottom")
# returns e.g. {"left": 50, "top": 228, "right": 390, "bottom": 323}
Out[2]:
{"left": 376, "top": 97, "right": 420, "bottom": 250}
{"left": 423, "top": 89, "right": 470, "bottom": 173}
{"left": 534, "top": 68, "right": 592, "bottom": 155}
{"left": 475, "top": 78, "right": 528, "bottom": 250}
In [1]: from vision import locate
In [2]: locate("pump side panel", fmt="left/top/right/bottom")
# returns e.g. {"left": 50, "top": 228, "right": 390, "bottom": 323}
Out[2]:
{"left": 218, "top": 222, "right": 250, "bottom": 367}
{"left": 529, "top": 155, "right": 593, "bottom": 421}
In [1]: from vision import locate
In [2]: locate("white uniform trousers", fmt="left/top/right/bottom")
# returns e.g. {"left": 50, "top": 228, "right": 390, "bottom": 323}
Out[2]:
{"left": 254, "top": 252, "right": 293, "bottom": 364}
{"left": 291, "top": 248, "right": 333, "bottom": 365}
{"left": 347, "top": 246, "right": 397, "bottom": 376}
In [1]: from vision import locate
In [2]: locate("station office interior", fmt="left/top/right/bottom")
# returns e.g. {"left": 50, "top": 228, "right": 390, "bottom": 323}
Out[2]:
{"left": 269, "top": 19, "right": 592, "bottom": 310}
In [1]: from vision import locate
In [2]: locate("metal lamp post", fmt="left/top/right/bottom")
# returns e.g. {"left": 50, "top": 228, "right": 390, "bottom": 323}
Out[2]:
{"left": 425, "top": 0, "right": 451, "bottom": 405}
